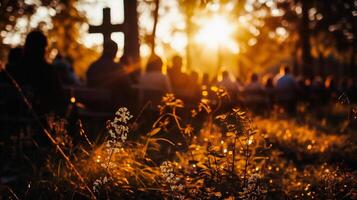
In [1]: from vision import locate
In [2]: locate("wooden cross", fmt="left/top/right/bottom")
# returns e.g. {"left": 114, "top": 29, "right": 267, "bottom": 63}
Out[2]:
{"left": 88, "top": 7, "right": 125, "bottom": 44}
{"left": 88, "top": 1, "right": 140, "bottom": 61}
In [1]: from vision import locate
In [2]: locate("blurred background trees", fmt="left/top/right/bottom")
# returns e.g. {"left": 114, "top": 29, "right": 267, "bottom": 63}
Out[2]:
{"left": 49, "top": 0, "right": 97, "bottom": 78}
{"left": 233, "top": 0, "right": 356, "bottom": 77}
{"left": 0, "top": 0, "right": 97, "bottom": 78}
{"left": 0, "top": 0, "right": 356, "bottom": 78}
{"left": 0, "top": 0, "right": 36, "bottom": 59}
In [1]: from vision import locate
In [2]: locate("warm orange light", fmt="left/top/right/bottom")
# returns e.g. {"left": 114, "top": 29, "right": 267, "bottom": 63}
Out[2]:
{"left": 195, "top": 15, "right": 239, "bottom": 54}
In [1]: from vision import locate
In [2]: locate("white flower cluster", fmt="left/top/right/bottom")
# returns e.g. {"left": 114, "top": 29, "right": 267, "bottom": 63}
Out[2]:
{"left": 115, "top": 107, "right": 133, "bottom": 124}
{"left": 108, "top": 124, "right": 129, "bottom": 142}
{"left": 93, "top": 108, "right": 132, "bottom": 194}
{"left": 93, "top": 176, "right": 109, "bottom": 193}
{"left": 106, "top": 107, "right": 133, "bottom": 149}
{"left": 160, "top": 161, "right": 175, "bottom": 183}
{"left": 160, "top": 161, "right": 185, "bottom": 199}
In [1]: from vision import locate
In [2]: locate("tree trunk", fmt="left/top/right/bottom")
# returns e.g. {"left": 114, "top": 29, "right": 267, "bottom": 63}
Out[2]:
{"left": 150, "top": 0, "right": 160, "bottom": 55}
{"left": 184, "top": 2, "right": 195, "bottom": 71}
{"left": 300, "top": 0, "right": 313, "bottom": 77}
{"left": 124, "top": 0, "right": 140, "bottom": 62}
{"left": 185, "top": 14, "right": 192, "bottom": 70}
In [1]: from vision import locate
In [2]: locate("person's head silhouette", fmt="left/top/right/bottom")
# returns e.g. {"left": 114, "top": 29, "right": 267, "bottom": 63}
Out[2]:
{"left": 171, "top": 55, "right": 182, "bottom": 71}
{"left": 24, "top": 30, "right": 47, "bottom": 60}
{"left": 190, "top": 70, "right": 199, "bottom": 82}
{"left": 146, "top": 54, "right": 163, "bottom": 72}
{"left": 222, "top": 71, "right": 230, "bottom": 79}
{"left": 250, "top": 73, "right": 258, "bottom": 83}
{"left": 202, "top": 73, "right": 210, "bottom": 84}
{"left": 280, "top": 65, "right": 290, "bottom": 75}
{"left": 102, "top": 40, "right": 118, "bottom": 60}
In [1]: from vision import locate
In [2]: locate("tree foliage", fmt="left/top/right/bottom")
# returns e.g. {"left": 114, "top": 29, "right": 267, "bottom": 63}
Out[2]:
{"left": 0, "top": 0, "right": 97, "bottom": 77}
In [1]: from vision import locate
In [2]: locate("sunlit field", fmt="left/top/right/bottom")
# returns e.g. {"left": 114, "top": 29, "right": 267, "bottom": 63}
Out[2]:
{"left": 1, "top": 87, "right": 356, "bottom": 199}
{"left": 1, "top": 0, "right": 357, "bottom": 199}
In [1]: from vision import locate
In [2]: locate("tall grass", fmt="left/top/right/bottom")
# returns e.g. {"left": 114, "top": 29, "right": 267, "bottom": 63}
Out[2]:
{"left": 1, "top": 79, "right": 356, "bottom": 199}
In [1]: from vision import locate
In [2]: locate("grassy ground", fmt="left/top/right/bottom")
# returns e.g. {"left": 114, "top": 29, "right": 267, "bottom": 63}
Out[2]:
{"left": 0, "top": 93, "right": 356, "bottom": 199}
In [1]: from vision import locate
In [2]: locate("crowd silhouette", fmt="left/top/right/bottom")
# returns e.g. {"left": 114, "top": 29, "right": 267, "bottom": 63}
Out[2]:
{"left": 1, "top": 30, "right": 357, "bottom": 119}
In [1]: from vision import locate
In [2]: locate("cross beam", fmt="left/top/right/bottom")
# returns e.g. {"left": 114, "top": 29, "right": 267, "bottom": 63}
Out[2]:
{"left": 88, "top": 0, "right": 140, "bottom": 62}
{"left": 88, "top": 7, "right": 125, "bottom": 44}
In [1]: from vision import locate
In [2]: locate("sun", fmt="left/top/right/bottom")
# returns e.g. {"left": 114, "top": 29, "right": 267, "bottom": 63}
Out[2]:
{"left": 195, "top": 15, "right": 238, "bottom": 53}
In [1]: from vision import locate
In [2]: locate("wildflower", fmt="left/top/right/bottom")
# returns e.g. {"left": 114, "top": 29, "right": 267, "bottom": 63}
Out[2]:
{"left": 92, "top": 176, "right": 109, "bottom": 193}
{"left": 105, "top": 139, "right": 123, "bottom": 152}
{"left": 160, "top": 161, "right": 175, "bottom": 184}
{"left": 106, "top": 107, "right": 132, "bottom": 147}
{"left": 183, "top": 124, "right": 194, "bottom": 137}
{"left": 160, "top": 161, "right": 185, "bottom": 199}
{"left": 115, "top": 107, "right": 133, "bottom": 124}
{"left": 163, "top": 93, "right": 184, "bottom": 108}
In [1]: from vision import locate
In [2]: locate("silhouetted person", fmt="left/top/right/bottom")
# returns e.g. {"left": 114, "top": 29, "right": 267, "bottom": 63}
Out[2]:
{"left": 273, "top": 65, "right": 297, "bottom": 114}
{"left": 119, "top": 54, "right": 140, "bottom": 84}
{"left": 264, "top": 76, "right": 274, "bottom": 89}
{"left": 274, "top": 65, "right": 297, "bottom": 90}
{"left": 87, "top": 40, "right": 134, "bottom": 109}
{"left": 167, "top": 55, "right": 190, "bottom": 96}
{"left": 0, "top": 47, "right": 25, "bottom": 116}
{"left": 53, "top": 53, "right": 81, "bottom": 86}
{"left": 217, "top": 71, "right": 241, "bottom": 97}
{"left": 137, "top": 54, "right": 172, "bottom": 106}
{"left": 5, "top": 47, "right": 23, "bottom": 78}
{"left": 202, "top": 73, "right": 210, "bottom": 86}
{"left": 264, "top": 76, "right": 275, "bottom": 106}
{"left": 87, "top": 40, "right": 121, "bottom": 87}
{"left": 242, "top": 73, "right": 265, "bottom": 111}
{"left": 20, "top": 30, "right": 65, "bottom": 114}
{"left": 245, "top": 73, "right": 263, "bottom": 91}
{"left": 0, "top": 47, "right": 23, "bottom": 84}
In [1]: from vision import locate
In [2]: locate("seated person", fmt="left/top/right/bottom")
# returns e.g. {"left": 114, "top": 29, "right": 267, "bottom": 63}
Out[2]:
{"left": 87, "top": 40, "right": 122, "bottom": 88}
{"left": 137, "top": 54, "right": 172, "bottom": 106}
{"left": 273, "top": 65, "right": 297, "bottom": 113}
{"left": 86, "top": 40, "right": 133, "bottom": 109}
{"left": 167, "top": 55, "right": 191, "bottom": 97}
{"left": 1, "top": 47, "right": 23, "bottom": 85}
{"left": 244, "top": 73, "right": 263, "bottom": 91}
{"left": 53, "top": 53, "right": 81, "bottom": 86}
{"left": 217, "top": 71, "right": 241, "bottom": 97}
{"left": 274, "top": 65, "right": 297, "bottom": 91}
{"left": 242, "top": 73, "right": 265, "bottom": 104}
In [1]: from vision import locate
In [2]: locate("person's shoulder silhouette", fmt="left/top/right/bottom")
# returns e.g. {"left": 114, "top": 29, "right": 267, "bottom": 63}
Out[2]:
{"left": 6, "top": 47, "right": 23, "bottom": 74}
{"left": 1, "top": 47, "right": 23, "bottom": 84}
